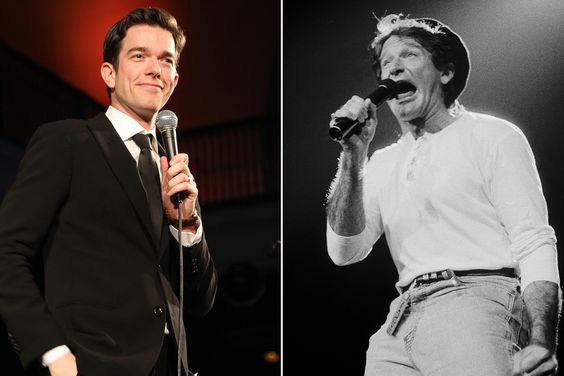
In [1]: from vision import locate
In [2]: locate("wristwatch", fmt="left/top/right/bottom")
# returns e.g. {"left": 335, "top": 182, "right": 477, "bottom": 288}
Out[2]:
{"left": 182, "top": 208, "right": 201, "bottom": 229}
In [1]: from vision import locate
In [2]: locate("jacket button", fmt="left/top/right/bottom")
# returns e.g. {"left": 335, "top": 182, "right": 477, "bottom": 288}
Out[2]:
{"left": 153, "top": 306, "right": 164, "bottom": 317}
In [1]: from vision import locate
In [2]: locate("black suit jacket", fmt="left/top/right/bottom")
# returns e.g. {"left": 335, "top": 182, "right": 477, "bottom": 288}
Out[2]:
{"left": 0, "top": 113, "right": 217, "bottom": 375}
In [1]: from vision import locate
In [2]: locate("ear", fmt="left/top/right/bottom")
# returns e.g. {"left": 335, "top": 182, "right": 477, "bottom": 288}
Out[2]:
{"left": 440, "top": 63, "right": 455, "bottom": 85}
{"left": 100, "top": 62, "right": 116, "bottom": 89}
{"left": 172, "top": 71, "right": 179, "bottom": 90}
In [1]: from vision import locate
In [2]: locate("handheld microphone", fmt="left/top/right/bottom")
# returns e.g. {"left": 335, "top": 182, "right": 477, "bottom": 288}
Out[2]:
{"left": 156, "top": 110, "right": 186, "bottom": 204}
{"left": 329, "top": 79, "right": 415, "bottom": 141}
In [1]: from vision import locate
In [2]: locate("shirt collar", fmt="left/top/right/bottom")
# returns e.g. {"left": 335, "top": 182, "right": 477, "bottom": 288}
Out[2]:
{"left": 105, "top": 105, "right": 157, "bottom": 142}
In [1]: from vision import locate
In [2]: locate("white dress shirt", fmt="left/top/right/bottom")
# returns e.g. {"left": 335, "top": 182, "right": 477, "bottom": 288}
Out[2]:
{"left": 327, "top": 111, "right": 559, "bottom": 291}
{"left": 105, "top": 105, "right": 203, "bottom": 246}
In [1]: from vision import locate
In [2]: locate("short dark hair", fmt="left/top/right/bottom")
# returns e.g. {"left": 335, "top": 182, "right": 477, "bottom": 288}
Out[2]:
{"left": 370, "top": 15, "right": 458, "bottom": 108}
{"left": 103, "top": 7, "right": 186, "bottom": 69}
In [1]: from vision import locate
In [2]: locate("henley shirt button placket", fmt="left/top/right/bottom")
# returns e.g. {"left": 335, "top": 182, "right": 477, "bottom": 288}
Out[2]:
{"left": 406, "top": 150, "right": 416, "bottom": 181}
{"left": 406, "top": 136, "right": 427, "bottom": 181}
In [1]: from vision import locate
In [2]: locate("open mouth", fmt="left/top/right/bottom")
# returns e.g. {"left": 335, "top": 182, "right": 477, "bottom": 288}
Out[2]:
{"left": 396, "top": 90, "right": 416, "bottom": 100}
{"left": 394, "top": 81, "right": 417, "bottom": 101}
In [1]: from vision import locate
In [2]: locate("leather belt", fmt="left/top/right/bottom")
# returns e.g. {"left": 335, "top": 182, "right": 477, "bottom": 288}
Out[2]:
{"left": 402, "top": 268, "right": 516, "bottom": 293}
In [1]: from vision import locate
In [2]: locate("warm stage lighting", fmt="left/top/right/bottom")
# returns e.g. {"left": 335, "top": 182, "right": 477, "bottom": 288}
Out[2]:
{"left": 263, "top": 350, "right": 280, "bottom": 363}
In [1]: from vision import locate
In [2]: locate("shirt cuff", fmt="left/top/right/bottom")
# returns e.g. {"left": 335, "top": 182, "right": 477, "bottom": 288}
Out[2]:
{"left": 326, "top": 221, "right": 369, "bottom": 265}
{"left": 169, "top": 221, "right": 203, "bottom": 247}
{"left": 519, "top": 244, "right": 560, "bottom": 290}
{"left": 41, "top": 345, "right": 71, "bottom": 366}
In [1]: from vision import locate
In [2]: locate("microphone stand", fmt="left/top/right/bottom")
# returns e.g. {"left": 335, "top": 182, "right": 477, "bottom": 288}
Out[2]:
{"left": 176, "top": 196, "right": 198, "bottom": 376}
{"left": 177, "top": 196, "right": 184, "bottom": 376}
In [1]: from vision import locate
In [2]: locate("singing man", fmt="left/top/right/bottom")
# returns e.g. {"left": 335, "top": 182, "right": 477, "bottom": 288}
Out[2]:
{"left": 326, "top": 14, "right": 560, "bottom": 376}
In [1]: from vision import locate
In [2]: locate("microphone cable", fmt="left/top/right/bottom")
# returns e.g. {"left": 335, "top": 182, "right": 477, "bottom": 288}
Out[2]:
{"left": 177, "top": 197, "right": 183, "bottom": 376}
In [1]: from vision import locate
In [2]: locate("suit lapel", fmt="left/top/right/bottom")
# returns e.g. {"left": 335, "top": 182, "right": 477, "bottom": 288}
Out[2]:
{"left": 86, "top": 113, "right": 160, "bottom": 250}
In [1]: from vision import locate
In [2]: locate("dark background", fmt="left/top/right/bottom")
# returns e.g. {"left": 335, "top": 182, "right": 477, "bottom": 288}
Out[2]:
{"left": 0, "top": 1, "right": 280, "bottom": 375}
{"left": 284, "top": 0, "right": 564, "bottom": 375}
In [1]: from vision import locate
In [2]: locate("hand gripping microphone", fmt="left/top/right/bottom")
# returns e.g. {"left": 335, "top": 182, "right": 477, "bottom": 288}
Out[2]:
{"left": 156, "top": 110, "right": 186, "bottom": 204}
{"left": 329, "top": 79, "right": 415, "bottom": 141}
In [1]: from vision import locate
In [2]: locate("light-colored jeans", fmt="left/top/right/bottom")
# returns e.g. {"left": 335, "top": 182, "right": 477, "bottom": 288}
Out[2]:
{"left": 365, "top": 275, "right": 528, "bottom": 376}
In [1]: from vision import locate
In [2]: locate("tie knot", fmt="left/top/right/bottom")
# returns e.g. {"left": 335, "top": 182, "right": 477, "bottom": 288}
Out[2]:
{"left": 132, "top": 133, "right": 153, "bottom": 150}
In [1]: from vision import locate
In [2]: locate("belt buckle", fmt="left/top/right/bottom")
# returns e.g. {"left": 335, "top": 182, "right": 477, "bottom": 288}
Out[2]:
{"left": 413, "top": 269, "right": 460, "bottom": 289}
{"left": 412, "top": 274, "right": 428, "bottom": 289}
{"left": 414, "top": 271, "right": 440, "bottom": 288}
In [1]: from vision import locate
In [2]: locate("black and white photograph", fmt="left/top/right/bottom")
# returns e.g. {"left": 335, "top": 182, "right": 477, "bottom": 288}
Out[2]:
{"left": 285, "top": 1, "right": 564, "bottom": 375}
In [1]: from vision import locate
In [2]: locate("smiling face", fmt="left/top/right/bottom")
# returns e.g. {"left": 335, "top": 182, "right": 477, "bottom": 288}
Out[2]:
{"left": 101, "top": 24, "right": 179, "bottom": 126}
{"left": 379, "top": 35, "right": 453, "bottom": 122}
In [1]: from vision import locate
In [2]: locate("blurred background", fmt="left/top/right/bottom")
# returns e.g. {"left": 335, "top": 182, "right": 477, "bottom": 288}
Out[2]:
{"left": 0, "top": 0, "right": 279, "bottom": 375}
{"left": 284, "top": 0, "right": 564, "bottom": 374}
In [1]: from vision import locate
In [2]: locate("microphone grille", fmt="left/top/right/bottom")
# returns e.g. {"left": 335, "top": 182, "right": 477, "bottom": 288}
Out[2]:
{"left": 156, "top": 110, "right": 178, "bottom": 132}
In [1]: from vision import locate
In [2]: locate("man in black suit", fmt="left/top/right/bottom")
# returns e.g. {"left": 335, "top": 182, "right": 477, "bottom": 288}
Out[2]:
{"left": 0, "top": 8, "right": 216, "bottom": 376}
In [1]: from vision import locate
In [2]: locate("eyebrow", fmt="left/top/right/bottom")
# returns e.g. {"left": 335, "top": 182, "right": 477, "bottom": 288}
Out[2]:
{"left": 127, "top": 47, "right": 148, "bottom": 54}
{"left": 401, "top": 40, "right": 424, "bottom": 49}
{"left": 126, "top": 47, "right": 176, "bottom": 59}
{"left": 380, "top": 41, "right": 424, "bottom": 62}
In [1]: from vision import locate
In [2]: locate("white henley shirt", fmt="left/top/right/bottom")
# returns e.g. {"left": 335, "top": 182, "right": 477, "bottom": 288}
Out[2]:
{"left": 327, "top": 111, "right": 559, "bottom": 290}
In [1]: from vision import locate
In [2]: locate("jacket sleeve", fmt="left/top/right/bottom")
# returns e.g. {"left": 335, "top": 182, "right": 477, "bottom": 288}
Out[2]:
{"left": 183, "top": 231, "right": 217, "bottom": 317}
{"left": 166, "top": 201, "right": 217, "bottom": 317}
{"left": 0, "top": 123, "right": 71, "bottom": 367}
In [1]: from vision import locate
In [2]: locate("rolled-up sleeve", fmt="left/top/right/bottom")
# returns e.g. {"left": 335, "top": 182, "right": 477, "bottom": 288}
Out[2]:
{"left": 326, "top": 223, "right": 374, "bottom": 265}
{"left": 326, "top": 157, "right": 385, "bottom": 266}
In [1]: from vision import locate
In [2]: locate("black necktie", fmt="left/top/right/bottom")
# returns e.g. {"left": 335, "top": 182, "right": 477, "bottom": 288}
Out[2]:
{"left": 132, "top": 133, "right": 163, "bottom": 241}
